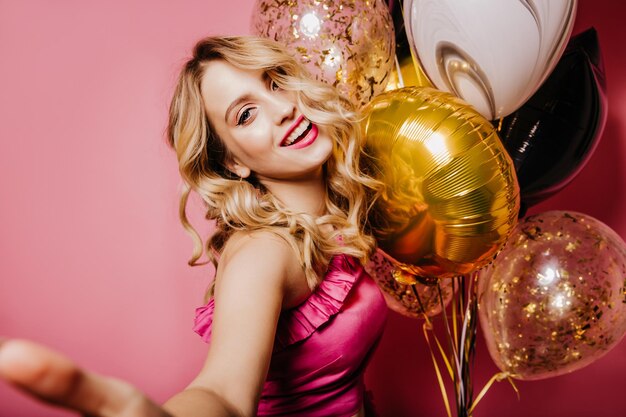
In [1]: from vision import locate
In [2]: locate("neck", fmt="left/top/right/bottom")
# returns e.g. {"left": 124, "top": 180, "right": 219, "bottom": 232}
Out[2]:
{"left": 258, "top": 171, "right": 327, "bottom": 217}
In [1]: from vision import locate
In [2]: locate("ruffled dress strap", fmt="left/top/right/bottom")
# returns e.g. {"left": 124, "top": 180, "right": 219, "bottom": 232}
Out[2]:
{"left": 274, "top": 254, "right": 364, "bottom": 351}
{"left": 193, "top": 254, "right": 365, "bottom": 351}
{"left": 193, "top": 297, "right": 215, "bottom": 344}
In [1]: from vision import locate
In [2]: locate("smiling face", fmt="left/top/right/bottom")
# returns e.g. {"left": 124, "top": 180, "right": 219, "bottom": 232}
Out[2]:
{"left": 200, "top": 60, "right": 333, "bottom": 186}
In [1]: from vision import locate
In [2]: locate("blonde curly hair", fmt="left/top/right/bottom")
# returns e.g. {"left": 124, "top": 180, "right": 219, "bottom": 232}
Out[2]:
{"left": 167, "top": 36, "right": 381, "bottom": 292}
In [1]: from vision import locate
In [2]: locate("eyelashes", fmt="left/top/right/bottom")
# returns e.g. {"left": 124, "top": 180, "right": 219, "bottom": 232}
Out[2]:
{"left": 237, "top": 107, "right": 255, "bottom": 125}
{"left": 235, "top": 78, "right": 282, "bottom": 126}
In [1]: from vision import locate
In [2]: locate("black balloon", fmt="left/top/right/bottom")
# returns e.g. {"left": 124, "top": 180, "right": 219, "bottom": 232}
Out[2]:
{"left": 387, "top": 0, "right": 412, "bottom": 65}
{"left": 497, "top": 28, "right": 607, "bottom": 214}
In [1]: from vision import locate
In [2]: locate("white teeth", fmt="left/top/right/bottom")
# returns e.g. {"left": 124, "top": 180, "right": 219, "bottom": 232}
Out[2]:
{"left": 284, "top": 119, "right": 311, "bottom": 146}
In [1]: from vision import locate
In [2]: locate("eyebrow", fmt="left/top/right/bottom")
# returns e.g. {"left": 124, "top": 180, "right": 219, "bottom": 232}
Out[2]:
{"left": 225, "top": 94, "right": 253, "bottom": 124}
{"left": 223, "top": 72, "right": 273, "bottom": 123}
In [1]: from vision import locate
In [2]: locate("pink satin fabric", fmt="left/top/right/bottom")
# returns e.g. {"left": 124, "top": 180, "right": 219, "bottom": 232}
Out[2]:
{"left": 194, "top": 254, "right": 388, "bottom": 417}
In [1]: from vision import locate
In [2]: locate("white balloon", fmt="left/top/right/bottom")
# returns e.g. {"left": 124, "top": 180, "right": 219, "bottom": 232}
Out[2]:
{"left": 404, "top": 0, "right": 577, "bottom": 119}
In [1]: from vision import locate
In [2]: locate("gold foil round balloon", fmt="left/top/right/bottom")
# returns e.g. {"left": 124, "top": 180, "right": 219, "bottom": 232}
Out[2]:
{"left": 251, "top": 0, "right": 395, "bottom": 108}
{"left": 361, "top": 87, "right": 520, "bottom": 280}
{"left": 478, "top": 211, "right": 626, "bottom": 380}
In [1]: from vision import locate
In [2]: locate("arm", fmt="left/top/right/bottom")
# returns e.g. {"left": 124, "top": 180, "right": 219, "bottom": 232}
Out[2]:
{"left": 0, "top": 231, "right": 299, "bottom": 417}
{"left": 163, "top": 230, "right": 296, "bottom": 417}
{"left": 0, "top": 339, "right": 170, "bottom": 416}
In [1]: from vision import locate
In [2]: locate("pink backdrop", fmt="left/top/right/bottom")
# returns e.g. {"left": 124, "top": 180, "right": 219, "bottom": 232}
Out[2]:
{"left": 0, "top": 1, "right": 624, "bottom": 416}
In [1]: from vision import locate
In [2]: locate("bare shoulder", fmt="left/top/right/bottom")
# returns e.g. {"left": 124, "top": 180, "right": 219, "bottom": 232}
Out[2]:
{"left": 215, "top": 231, "right": 295, "bottom": 292}
{"left": 217, "top": 229, "right": 308, "bottom": 309}
{"left": 222, "top": 229, "right": 294, "bottom": 264}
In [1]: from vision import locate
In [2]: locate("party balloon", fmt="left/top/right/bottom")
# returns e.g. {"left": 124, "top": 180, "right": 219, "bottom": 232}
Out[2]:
{"left": 251, "top": 0, "right": 396, "bottom": 108}
{"left": 361, "top": 87, "right": 520, "bottom": 280}
{"left": 403, "top": 0, "right": 577, "bottom": 119}
{"left": 498, "top": 28, "right": 607, "bottom": 211}
{"left": 364, "top": 249, "right": 453, "bottom": 318}
{"left": 478, "top": 211, "right": 626, "bottom": 380}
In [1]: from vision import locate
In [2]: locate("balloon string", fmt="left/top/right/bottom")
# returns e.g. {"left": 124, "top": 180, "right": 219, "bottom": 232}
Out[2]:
{"left": 437, "top": 282, "right": 459, "bottom": 361}
{"left": 451, "top": 281, "right": 459, "bottom": 354}
{"left": 459, "top": 278, "right": 470, "bottom": 363}
{"left": 413, "top": 285, "right": 454, "bottom": 417}
{"left": 410, "top": 284, "right": 430, "bottom": 327}
{"left": 411, "top": 284, "right": 454, "bottom": 380}
{"left": 468, "top": 372, "right": 518, "bottom": 414}
{"left": 418, "top": 273, "right": 500, "bottom": 416}
{"left": 450, "top": 278, "right": 467, "bottom": 413}
{"left": 433, "top": 327, "right": 455, "bottom": 380}
{"left": 466, "top": 274, "right": 518, "bottom": 416}
{"left": 461, "top": 273, "right": 479, "bottom": 414}
{"left": 458, "top": 278, "right": 472, "bottom": 410}
{"left": 423, "top": 322, "right": 453, "bottom": 417}
{"left": 437, "top": 283, "right": 463, "bottom": 401}
{"left": 414, "top": 276, "right": 488, "bottom": 416}
{"left": 506, "top": 375, "right": 520, "bottom": 400}
{"left": 394, "top": 54, "right": 405, "bottom": 88}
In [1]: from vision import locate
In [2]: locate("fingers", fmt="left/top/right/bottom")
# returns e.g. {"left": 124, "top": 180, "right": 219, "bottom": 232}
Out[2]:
{"left": 0, "top": 339, "right": 166, "bottom": 416}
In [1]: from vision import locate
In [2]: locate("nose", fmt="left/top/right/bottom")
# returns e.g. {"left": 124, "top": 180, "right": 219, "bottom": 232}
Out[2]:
{"left": 272, "top": 96, "right": 296, "bottom": 125}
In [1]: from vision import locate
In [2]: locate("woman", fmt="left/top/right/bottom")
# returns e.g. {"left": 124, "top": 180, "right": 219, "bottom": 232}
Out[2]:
{"left": 0, "top": 36, "right": 387, "bottom": 417}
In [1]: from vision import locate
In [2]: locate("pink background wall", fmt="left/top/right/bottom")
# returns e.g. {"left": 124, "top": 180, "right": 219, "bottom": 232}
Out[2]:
{"left": 0, "top": 1, "right": 624, "bottom": 416}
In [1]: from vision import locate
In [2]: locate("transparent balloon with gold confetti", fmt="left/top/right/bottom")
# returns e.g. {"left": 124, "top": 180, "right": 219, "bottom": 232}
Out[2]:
{"left": 251, "top": 0, "right": 396, "bottom": 108}
{"left": 478, "top": 211, "right": 626, "bottom": 380}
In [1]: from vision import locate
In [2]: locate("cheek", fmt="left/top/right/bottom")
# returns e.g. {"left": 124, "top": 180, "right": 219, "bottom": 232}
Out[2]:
{"left": 318, "top": 132, "right": 334, "bottom": 156}
{"left": 228, "top": 132, "right": 274, "bottom": 169}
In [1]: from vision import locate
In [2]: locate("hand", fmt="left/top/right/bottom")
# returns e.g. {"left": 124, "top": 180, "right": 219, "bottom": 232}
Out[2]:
{"left": 0, "top": 339, "right": 172, "bottom": 417}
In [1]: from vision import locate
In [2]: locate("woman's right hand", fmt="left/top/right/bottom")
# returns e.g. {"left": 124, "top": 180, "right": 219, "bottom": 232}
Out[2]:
{"left": 0, "top": 339, "right": 171, "bottom": 417}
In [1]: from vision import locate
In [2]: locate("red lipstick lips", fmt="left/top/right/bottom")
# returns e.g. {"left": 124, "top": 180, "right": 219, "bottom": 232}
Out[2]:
{"left": 280, "top": 115, "right": 318, "bottom": 149}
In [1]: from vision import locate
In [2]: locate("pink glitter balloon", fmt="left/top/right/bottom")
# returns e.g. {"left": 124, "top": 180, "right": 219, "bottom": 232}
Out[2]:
{"left": 365, "top": 249, "right": 454, "bottom": 319}
{"left": 251, "top": 0, "right": 395, "bottom": 108}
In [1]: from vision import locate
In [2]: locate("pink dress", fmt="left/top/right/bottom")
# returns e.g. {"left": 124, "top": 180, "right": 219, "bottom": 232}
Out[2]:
{"left": 193, "top": 254, "right": 388, "bottom": 417}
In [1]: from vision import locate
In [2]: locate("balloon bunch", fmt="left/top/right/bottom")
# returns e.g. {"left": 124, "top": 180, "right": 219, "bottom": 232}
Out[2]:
{"left": 388, "top": 1, "right": 620, "bottom": 415}
{"left": 251, "top": 1, "right": 623, "bottom": 415}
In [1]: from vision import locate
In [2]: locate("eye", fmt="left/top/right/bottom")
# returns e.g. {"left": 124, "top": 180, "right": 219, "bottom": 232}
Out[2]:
{"left": 237, "top": 107, "right": 256, "bottom": 126}
{"left": 270, "top": 79, "right": 280, "bottom": 91}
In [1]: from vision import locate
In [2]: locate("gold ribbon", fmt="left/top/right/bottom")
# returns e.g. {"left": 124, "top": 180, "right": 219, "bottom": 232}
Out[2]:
{"left": 468, "top": 372, "right": 519, "bottom": 415}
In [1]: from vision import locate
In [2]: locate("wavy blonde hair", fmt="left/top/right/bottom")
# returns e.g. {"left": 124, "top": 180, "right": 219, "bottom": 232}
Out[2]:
{"left": 167, "top": 36, "right": 381, "bottom": 292}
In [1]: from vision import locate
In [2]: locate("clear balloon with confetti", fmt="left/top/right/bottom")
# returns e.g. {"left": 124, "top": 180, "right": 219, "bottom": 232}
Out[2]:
{"left": 251, "top": 0, "right": 396, "bottom": 108}
{"left": 478, "top": 211, "right": 626, "bottom": 380}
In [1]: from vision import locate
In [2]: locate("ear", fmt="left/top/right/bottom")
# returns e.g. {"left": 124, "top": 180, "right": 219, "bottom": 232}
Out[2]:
{"left": 224, "top": 157, "right": 251, "bottom": 179}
